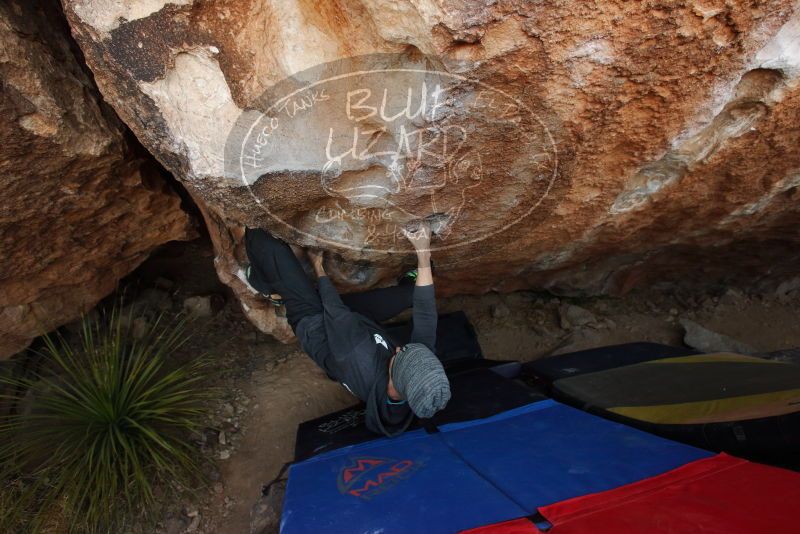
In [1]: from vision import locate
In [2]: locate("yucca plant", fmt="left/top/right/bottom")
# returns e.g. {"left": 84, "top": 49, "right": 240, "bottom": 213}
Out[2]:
{"left": 0, "top": 305, "right": 215, "bottom": 533}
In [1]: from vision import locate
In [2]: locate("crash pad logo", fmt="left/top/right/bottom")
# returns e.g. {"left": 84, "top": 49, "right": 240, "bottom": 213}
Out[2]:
{"left": 336, "top": 456, "right": 421, "bottom": 499}
{"left": 226, "top": 53, "right": 558, "bottom": 256}
{"left": 317, "top": 409, "right": 365, "bottom": 434}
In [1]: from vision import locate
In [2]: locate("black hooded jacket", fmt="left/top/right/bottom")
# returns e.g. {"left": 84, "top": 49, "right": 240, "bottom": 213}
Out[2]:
{"left": 299, "top": 276, "right": 437, "bottom": 436}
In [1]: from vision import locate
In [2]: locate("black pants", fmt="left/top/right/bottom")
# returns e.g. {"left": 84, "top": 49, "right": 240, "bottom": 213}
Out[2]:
{"left": 244, "top": 228, "right": 413, "bottom": 331}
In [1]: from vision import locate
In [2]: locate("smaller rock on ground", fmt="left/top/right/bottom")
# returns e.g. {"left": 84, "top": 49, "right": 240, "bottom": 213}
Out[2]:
{"left": 775, "top": 278, "right": 800, "bottom": 303}
{"left": 559, "top": 303, "right": 599, "bottom": 330}
{"left": 184, "top": 296, "right": 214, "bottom": 318}
{"left": 680, "top": 318, "right": 756, "bottom": 354}
{"left": 250, "top": 479, "right": 286, "bottom": 534}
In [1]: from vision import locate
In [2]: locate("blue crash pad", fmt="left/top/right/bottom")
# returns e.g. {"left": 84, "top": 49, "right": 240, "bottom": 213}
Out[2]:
{"left": 280, "top": 428, "right": 528, "bottom": 533}
{"left": 281, "top": 400, "right": 711, "bottom": 534}
{"left": 437, "top": 401, "right": 710, "bottom": 511}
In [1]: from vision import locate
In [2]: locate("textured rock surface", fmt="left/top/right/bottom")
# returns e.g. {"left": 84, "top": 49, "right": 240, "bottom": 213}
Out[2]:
{"left": 0, "top": 0, "right": 194, "bottom": 358}
{"left": 63, "top": 0, "right": 800, "bottom": 339}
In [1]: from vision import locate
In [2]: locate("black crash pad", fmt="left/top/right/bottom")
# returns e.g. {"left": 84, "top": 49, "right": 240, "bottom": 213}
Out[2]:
{"left": 522, "top": 342, "right": 698, "bottom": 385}
{"left": 293, "top": 363, "right": 546, "bottom": 461}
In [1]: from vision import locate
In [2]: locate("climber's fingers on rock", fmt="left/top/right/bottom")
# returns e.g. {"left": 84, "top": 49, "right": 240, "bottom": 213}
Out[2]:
{"left": 402, "top": 220, "right": 432, "bottom": 247}
{"left": 306, "top": 248, "right": 324, "bottom": 266}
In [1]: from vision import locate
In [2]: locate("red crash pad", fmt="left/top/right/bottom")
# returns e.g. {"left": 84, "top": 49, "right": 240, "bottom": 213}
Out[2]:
{"left": 461, "top": 518, "right": 538, "bottom": 534}
{"left": 463, "top": 454, "right": 800, "bottom": 534}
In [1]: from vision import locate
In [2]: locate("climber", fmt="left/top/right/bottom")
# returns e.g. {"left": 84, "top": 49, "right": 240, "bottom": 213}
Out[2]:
{"left": 243, "top": 222, "right": 450, "bottom": 437}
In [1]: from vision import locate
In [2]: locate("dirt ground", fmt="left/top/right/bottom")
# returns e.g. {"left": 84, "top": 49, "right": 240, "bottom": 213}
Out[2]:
{"left": 116, "top": 239, "right": 800, "bottom": 534}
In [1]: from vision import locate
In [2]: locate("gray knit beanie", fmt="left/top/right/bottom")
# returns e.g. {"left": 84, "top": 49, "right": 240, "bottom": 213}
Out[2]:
{"left": 391, "top": 343, "right": 451, "bottom": 419}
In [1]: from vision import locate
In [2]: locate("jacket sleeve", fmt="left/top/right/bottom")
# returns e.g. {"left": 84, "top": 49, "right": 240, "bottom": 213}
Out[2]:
{"left": 317, "top": 275, "right": 353, "bottom": 316}
{"left": 317, "top": 276, "right": 381, "bottom": 401}
{"left": 317, "top": 276, "right": 374, "bottom": 356}
{"left": 409, "top": 283, "right": 437, "bottom": 350}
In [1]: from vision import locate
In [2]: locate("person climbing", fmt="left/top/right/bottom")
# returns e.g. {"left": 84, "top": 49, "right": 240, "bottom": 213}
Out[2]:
{"left": 243, "top": 222, "right": 451, "bottom": 437}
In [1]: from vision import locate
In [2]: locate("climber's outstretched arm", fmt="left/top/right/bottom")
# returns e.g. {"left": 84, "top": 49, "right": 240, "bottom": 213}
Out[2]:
{"left": 405, "top": 222, "right": 433, "bottom": 287}
{"left": 404, "top": 222, "right": 436, "bottom": 350}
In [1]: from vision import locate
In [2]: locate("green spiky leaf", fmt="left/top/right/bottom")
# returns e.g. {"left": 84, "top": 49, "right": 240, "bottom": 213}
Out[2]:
{"left": 0, "top": 303, "right": 216, "bottom": 533}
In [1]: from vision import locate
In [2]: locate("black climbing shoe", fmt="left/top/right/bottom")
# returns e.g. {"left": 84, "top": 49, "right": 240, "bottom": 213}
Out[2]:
{"left": 246, "top": 265, "right": 284, "bottom": 306}
{"left": 397, "top": 260, "right": 435, "bottom": 285}
{"left": 398, "top": 268, "right": 418, "bottom": 286}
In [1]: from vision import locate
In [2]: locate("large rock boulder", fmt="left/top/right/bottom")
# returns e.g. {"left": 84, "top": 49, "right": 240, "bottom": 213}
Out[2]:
{"left": 62, "top": 0, "right": 800, "bottom": 339}
{"left": 0, "top": 0, "right": 193, "bottom": 358}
